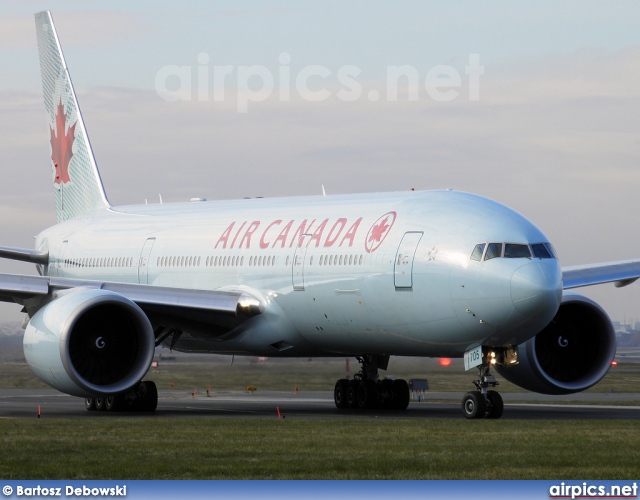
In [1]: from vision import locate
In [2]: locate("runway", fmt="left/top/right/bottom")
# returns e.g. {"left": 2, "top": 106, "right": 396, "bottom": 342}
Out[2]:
{"left": 0, "top": 389, "right": 638, "bottom": 420}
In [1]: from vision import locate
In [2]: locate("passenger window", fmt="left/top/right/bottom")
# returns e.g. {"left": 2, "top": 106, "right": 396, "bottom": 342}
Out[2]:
{"left": 504, "top": 244, "right": 531, "bottom": 258}
{"left": 484, "top": 243, "right": 502, "bottom": 261}
{"left": 470, "top": 243, "right": 485, "bottom": 262}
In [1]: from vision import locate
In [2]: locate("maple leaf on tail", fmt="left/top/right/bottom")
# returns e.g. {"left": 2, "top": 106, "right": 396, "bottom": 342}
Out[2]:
{"left": 50, "top": 98, "right": 77, "bottom": 184}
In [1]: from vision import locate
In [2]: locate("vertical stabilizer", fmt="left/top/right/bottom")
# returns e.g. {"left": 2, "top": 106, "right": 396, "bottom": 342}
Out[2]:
{"left": 35, "top": 11, "right": 110, "bottom": 222}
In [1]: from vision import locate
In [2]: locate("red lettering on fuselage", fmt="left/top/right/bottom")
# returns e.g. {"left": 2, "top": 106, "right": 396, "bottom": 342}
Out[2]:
{"left": 309, "top": 218, "right": 329, "bottom": 247}
{"left": 340, "top": 217, "right": 363, "bottom": 247}
{"left": 239, "top": 221, "right": 261, "bottom": 248}
{"left": 290, "top": 219, "right": 315, "bottom": 248}
{"left": 215, "top": 222, "right": 235, "bottom": 249}
{"left": 324, "top": 218, "right": 347, "bottom": 247}
{"left": 214, "top": 216, "right": 364, "bottom": 250}
{"left": 272, "top": 220, "right": 294, "bottom": 248}
{"left": 260, "top": 220, "right": 282, "bottom": 249}
{"left": 230, "top": 221, "right": 247, "bottom": 248}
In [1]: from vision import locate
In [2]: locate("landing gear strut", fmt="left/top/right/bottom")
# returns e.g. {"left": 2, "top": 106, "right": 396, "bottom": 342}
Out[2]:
{"left": 462, "top": 364, "right": 503, "bottom": 419}
{"left": 333, "top": 355, "right": 410, "bottom": 411}
{"left": 84, "top": 380, "right": 158, "bottom": 413}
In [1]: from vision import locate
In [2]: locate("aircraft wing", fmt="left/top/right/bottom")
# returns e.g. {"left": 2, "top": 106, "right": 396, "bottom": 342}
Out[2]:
{"left": 562, "top": 260, "right": 640, "bottom": 290}
{"left": 0, "top": 272, "right": 263, "bottom": 337}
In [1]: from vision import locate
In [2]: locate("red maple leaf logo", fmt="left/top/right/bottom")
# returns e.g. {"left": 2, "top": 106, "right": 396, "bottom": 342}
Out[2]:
{"left": 50, "top": 98, "right": 76, "bottom": 185}
{"left": 365, "top": 211, "right": 396, "bottom": 253}
{"left": 368, "top": 217, "right": 390, "bottom": 244}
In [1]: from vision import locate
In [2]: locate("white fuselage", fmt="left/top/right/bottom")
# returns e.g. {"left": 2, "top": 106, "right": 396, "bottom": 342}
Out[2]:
{"left": 36, "top": 189, "right": 563, "bottom": 358}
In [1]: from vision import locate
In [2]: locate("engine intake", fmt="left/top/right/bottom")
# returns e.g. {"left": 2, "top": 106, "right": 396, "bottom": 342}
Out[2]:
{"left": 24, "top": 289, "right": 155, "bottom": 397}
{"left": 496, "top": 292, "right": 616, "bottom": 395}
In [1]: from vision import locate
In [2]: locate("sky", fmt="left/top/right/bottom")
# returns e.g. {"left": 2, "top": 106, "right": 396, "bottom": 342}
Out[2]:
{"left": 1, "top": 1, "right": 640, "bottom": 325}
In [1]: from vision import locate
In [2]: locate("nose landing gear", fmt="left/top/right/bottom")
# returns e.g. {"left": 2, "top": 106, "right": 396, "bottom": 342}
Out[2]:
{"left": 462, "top": 364, "right": 504, "bottom": 419}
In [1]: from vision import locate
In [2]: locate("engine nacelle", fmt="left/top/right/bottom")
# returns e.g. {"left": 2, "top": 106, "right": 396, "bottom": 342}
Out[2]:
{"left": 496, "top": 292, "right": 616, "bottom": 395}
{"left": 24, "top": 289, "right": 155, "bottom": 398}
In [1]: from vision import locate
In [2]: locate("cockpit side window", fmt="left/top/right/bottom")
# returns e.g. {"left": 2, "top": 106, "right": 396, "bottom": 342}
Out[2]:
{"left": 484, "top": 243, "right": 503, "bottom": 261}
{"left": 470, "top": 243, "right": 486, "bottom": 262}
{"left": 504, "top": 244, "right": 531, "bottom": 258}
{"left": 531, "top": 243, "right": 557, "bottom": 259}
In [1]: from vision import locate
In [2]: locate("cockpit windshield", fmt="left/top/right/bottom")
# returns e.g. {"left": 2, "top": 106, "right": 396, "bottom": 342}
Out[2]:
{"left": 470, "top": 242, "right": 557, "bottom": 262}
{"left": 504, "top": 244, "right": 531, "bottom": 258}
{"left": 484, "top": 243, "right": 503, "bottom": 261}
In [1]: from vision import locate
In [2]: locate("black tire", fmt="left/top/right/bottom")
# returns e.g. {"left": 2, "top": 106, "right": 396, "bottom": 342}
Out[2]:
{"left": 391, "top": 379, "right": 410, "bottom": 410}
{"left": 105, "top": 395, "right": 123, "bottom": 412}
{"left": 138, "top": 381, "right": 158, "bottom": 412}
{"left": 486, "top": 390, "right": 504, "bottom": 419}
{"left": 357, "top": 379, "right": 379, "bottom": 410}
{"left": 346, "top": 379, "right": 360, "bottom": 409}
{"left": 334, "top": 379, "right": 349, "bottom": 409}
{"left": 378, "top": 379, "right": 394, "bottom": 409}
{"left": 84, "top": 398, "right": 96, "bottom": 411}
{"left": 94, "top": 397, "right": 106, "bottom": 411}
{"left": 462, "top": 391, "right": 486, "bottom": 419}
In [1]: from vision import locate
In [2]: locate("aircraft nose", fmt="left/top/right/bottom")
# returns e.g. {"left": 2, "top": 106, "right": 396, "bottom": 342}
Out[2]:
{"left": 511, "top": 261, "right": 562, "bottom": 318}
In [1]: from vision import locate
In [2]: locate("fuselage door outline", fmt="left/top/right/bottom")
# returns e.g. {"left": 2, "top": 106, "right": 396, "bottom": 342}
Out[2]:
{"left": 292, "top": 234, "right": 312, "bottom": 291}
{"left": 138, "top": 237, "right": 156, "bottom": 284}
{"left": 394, "top": 232, "right": 423, "bottom": 289}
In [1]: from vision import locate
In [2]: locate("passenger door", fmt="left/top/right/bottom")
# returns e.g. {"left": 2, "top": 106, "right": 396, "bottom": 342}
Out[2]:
{"left": 394, "top": 232, "right": 423, "bottom": 289}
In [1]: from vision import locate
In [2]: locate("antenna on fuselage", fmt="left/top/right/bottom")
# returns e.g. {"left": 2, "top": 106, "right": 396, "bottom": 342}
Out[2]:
{"left": 322, "top": 185, "right": 327, "bottom": 197}
{"left": 159, "top": 194, "right": 163, "bottom": 204}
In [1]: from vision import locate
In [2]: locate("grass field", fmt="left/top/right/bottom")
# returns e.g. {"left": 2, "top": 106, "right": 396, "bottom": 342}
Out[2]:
{"left": 1, "top": 418, "right": 639, "bottom": 479}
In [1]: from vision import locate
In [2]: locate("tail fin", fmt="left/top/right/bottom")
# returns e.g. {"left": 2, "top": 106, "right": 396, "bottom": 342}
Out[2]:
{"left": 35, "top": 11, "right": 110, "bottom": 222}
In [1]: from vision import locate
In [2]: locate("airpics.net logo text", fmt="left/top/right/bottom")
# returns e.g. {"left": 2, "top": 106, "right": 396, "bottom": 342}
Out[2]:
{"left": 155, "top": 52, "right": 484, "bottom": 112}
{"left": 549, "top": 482, "right": 638, "bottom": 499}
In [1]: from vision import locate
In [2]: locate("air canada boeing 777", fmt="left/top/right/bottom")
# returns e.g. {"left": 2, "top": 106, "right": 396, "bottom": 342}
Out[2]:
{"left": 1, "top": 11, "right": 639, "bottom": 418}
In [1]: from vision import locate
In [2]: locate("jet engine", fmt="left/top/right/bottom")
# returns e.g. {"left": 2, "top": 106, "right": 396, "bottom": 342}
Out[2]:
{"left": 496, "top": 292, "right": 616, "bottom": 395}
{"left": 23, "top": 289, "right": 155, "bottom": 398}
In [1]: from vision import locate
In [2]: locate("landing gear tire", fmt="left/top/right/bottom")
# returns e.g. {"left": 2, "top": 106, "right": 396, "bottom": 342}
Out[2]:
{"left": 94, "top": 397, "right": 106, "bottom": 411}
{"left": 137, "top": 381, "right": 158, "bottom": 412}
{"left": 346, "top": 380, "right": 360, "bottom": 409}
{"left": 334, "top": 379, "right": 349, "bottom": 409}
{"left": 391, "top": 379, "right": 410, "bottom": 410}
{"left": 378, "top": 378, "right": 394, "bottom": 409}
{"left": 462, "top": 391, "right": 486, "bottom": 419}
{"left": 357, "top": 379, "right": 379, "bottom": 409}
{"left": 485, "top": 390, "right": 504, "bottom": 419}
{"left": 85, "top": 398, "right": 96, "bottom": 411}
{"left": 105, "top": 395, "right": 124, "bottom": 412}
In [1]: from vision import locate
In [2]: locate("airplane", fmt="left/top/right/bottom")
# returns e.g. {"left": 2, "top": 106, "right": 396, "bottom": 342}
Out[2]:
{"left": 1, "top": 10, "right": 639, "bottom": 418}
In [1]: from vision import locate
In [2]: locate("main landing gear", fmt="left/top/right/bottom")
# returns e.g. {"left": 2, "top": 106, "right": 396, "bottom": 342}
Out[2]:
{"left": 333, "top": 355, "right": 410, "bottom": 411}
{"left": 84, "top": 381, "right": 158, "bottom": 413}
{"left": 462, "top": 364, "right": 504, "bottom": 419}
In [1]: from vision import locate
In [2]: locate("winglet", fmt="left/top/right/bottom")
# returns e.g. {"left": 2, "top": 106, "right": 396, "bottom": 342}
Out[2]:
{"left": 34, "top": 11, "right": 110, "bottom": 222}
